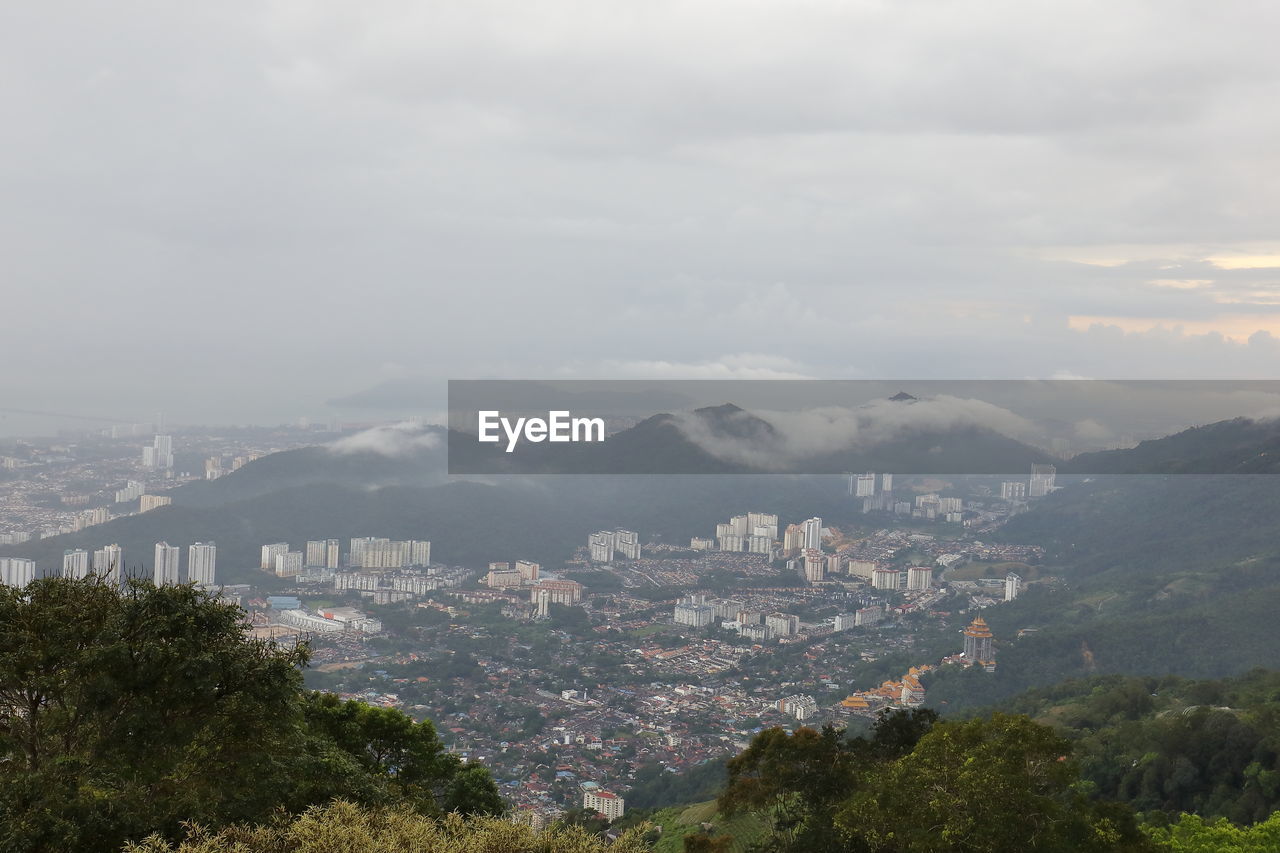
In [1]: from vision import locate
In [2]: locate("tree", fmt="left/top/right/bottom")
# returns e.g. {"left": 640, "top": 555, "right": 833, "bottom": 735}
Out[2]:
{"left": 0, "top": 577, "right": 308, "bottom": 853}
{"left": 0, "top": 577, "right": 506, "bottom": 852}
{"left": 836, "top": 714, "right": 1153, "bottom": 852}
{"left": 719, "top": 710, "right": 937, "bottom": 853}
{"left": 1144, "top": 810, "right": 1280, "bottom": 852}
{"left": 124, "top": 799, "right": 651, "bottom": 853}
{"left": 300, "top": 691, "right": 500, "bottom": 813}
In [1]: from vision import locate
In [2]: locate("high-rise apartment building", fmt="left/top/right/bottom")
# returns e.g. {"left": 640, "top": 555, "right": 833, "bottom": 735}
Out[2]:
{"left": 62, "top": 548, "right": 90, "bottom": 579}
{"left": 154, "top": 542, "right": 180, "bottom": 585}
{"left": 1000, "top": 481, "right": 1027, "bottom": 501}
{"left": 803, "top": 549, "right": 825, "bottom": 583}
{"left": 872, "top": 567, "right": 901, "bottom": 590}
{"left": 407, "top": 540, "right": 431, "bottom": 567}
{"left": 93, "top": 544, "right": 123, "bottom": 585}
{"left": 802, "top": 517, "right": 823, "bottom": 551}
{"left": 140, "top": 494, "right": 172, "bottom": 512}
{"left": 765, "top": 612, "right": 799, "bottom": 638}
{"left": 114, "top": 480, "right": 145, "bottom": 503}
{"left": 855, "top": 473, "right": 876, "bottom": 497}
{"left": 0, "top": 557, "right": 36, "bottom": 588}
{"left": 1029, "top": 464, "right": 1057, "bottom": 497}
{"left": 305, "top": 540, "right": 329, "bottom": 567}
{"left": 274, "top": 551, "right": 303, "bottom": 577}
{"left": 143, "top": 435, "right": 174, "bottom": 469}
{"left": 747, "top": 512, "right": 778, "bottom": 539}
{"left": 261, "top": 542, "right": 290, "bottom": 571}
{"left": 189, "top": 542, "right": 217, "bottom": 586}
{"left": 907, "top": 565, "right": 933, "bottom": 590}
{"left": 614, "top": 529, "right": 641, "bottom": 560}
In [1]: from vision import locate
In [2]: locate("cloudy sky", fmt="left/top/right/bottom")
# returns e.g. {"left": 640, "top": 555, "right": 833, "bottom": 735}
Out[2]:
{"left": 4, "top": 1, "right": 1280, "bottom": 431}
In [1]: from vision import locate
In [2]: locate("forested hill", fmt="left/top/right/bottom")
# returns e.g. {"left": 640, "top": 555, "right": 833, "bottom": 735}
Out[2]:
{"left": 1062, "top": 417, "right": 1280, "bottom": 475}
{"left": 931, "top": 472, "right": 1280, "bottom": 706}
{"left": 980, "top": 670, "right": 1280, "bottom": 826}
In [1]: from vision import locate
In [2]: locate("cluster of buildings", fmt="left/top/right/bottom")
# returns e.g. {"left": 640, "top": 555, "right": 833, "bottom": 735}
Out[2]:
{"left": 483, "top": 559, "right": 585, "bottom": 618}
{"left": 141, "top": 434, "right": 174, "bottom": 470}
{"left": 0, "top": 540, "right": 218, "bottom": 590}
{"left": 0, "top": 427, "right": 315, "bottom": 548}
{"left": 999, "top": 465, "right": 1057, "bottom": 501}
{"left": 776, "top": 693, "right": 820, "bottom": 720}
{"left": 203, "top": 452, "right": 260, "bottom": 480}
{"left": 273, "top": 603, "right": 383, "bottom": 635}
{"left": 259, "top": 536, "right": 432, "bottom": 577}
{"left": 839, "top": 615, "right": 1000, "bottom": 717}
{"left": 691, "top": 511, "right": 779, "bottom": 554}
{"left": 587, "top": 530, "right": 641, "bottom": 562}
{"left": 149, "top": 541, "right": 217, "bottom": 586}
{"left": 839, "top": 665, "right": 932, "bottom": 715}
{"left": 334, "top": 566, "right": 471, "bottom": 603}
{"left": 672, "top": 594, "right": 807, "bottom": 642}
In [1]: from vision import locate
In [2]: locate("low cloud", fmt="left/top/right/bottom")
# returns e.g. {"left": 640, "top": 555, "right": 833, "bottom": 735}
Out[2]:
{"left": 671, "top": 395, "right": 1038, "bottom": 470}
{"left": 327, "top": 422, "right": 441, "bottom": 457}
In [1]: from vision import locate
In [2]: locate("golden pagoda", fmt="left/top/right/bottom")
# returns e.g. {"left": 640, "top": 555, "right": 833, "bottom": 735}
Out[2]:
{"left": 962, "top": 615, "right": 995, "bottom": 667}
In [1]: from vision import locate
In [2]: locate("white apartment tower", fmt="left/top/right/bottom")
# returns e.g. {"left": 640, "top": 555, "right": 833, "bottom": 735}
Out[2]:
{"left": 274, "top": 551, "right": 304, "bottom": 577}
{"left": 907, "top": 566, "right": 933, "bottom": 590}
{"left": 189, "top": 542, "right": 217, "bottom": 586}
{"left": 1029, "top": 464, "right": 1057, "bottom": 497}
{"left": 1001, "top": 481, "right": 1027, "bottom": 501}
{"left": 143, "top": 434, "right": 174, "bottom": 469}
{"left": 62, "top": 548, "right": 90, "bottom": 579}
{"left": 154, "top": 542, "right": 180, "bottom": 586}
{"left": 93, "top": 544, "right": 124, "bottom": 586}
{"left": 802, "top": 517, "right": 823, "bottom": 551}
{"left": 0, "top": 557, "right": 36, "bottom": 588}
{"left": 855, "top": 473, "right": 876, "bottom": 497}
{"left": 305, "top": 540, "right": 330, "bottom": 567}
{"left": 261, "top": 543, "right": 289, "bottom": 571}
{"left": 588, "top": 530, "right": 615, "bottom": 562}
{"left": 408, "top": 540, "right": 431, "bottom": 567}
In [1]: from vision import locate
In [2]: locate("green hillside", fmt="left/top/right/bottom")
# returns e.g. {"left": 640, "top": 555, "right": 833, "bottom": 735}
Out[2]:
{"left": 648, "top": 801, "right": 767, "bottom": 853}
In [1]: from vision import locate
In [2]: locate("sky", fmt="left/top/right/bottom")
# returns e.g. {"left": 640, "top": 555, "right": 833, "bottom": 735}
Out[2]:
{"left": 3, "top": 1, "right": 1280, "bottom": 433}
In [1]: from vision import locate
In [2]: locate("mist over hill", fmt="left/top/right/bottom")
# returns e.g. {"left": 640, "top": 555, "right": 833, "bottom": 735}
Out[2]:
{"left": 451, "top": 399, "right": 1056, "bottom": 475}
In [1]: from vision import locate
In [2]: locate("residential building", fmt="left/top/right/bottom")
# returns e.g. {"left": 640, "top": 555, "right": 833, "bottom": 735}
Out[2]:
{"left": 189, "top": 542, "right": 217, "bottom": 586}
{"left": 154, "top": 542, "right": 180, "bottom": 586}
{"left": 0, "top": 557, "right": 36, "bottom": 588}
{"left": 261, "top": 542, "right": 289, "bottom": 571}
{"left": 62, "top": 548, "right": 90, "bottom": 579}
{"left": 582, "top": 790, "right": 625, "bottom": 821}
{"left": 906, "top": 566, "right": 933, "bottom": 590}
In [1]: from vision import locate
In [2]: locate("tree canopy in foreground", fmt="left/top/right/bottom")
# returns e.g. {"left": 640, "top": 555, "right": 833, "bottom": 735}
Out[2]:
{"left": 0, "top": 576, "right": 501, "bottom": 853}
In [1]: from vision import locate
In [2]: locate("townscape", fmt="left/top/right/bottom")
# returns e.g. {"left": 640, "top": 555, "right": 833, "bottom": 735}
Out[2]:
{"left": 1, "top": 427, "right": 1053, "bottom": 825}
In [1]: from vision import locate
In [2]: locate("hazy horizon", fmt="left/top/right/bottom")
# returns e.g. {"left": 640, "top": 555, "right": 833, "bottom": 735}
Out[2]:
{"left": 6, "top": 2, "right": 1280, "bottom": 432}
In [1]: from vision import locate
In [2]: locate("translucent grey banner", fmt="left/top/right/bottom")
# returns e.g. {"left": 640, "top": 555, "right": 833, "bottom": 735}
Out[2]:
{"left": 447, "top": 379, "right": 1280, "bottom": 475}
